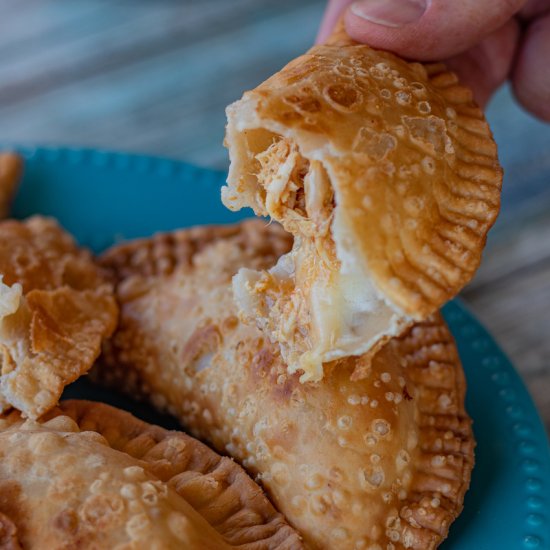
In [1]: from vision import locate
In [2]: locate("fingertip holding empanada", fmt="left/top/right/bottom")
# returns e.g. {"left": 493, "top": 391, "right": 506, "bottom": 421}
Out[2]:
{"left": 222, "top": 28, "right": 502, "bottom": 381}
{"left": 98, "top": 222, "right": 474, "bottom": 550}
{"left": 0, "top": 153, "right": 23, "bottom": 220}
{"left": 0, "top": 399, "right": 303, "bottom": 549}
{"left": 0, "top": 217, "right": 118, "bottom": 419}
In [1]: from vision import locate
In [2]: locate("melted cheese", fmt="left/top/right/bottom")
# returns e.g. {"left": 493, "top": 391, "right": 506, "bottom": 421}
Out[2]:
{"left": 256, "top": 139, "right": 302, "bottom": 219}
{"left": 234, "top": 238, "right": 407, "bottom": 381}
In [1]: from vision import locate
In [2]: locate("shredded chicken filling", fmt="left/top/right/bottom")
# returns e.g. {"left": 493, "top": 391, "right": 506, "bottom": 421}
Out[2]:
{"left": 247, "top": 137, "right": 345, "bottom": 379}
{"left": 234, "top": 135, "right": 406, "bottom": 381}
{"left": 255, "top": 138, "right": 334, "bottom": 238}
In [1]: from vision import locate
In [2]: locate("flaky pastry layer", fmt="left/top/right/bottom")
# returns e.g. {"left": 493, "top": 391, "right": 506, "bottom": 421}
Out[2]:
{"left": 222, "top": 29, "right": 502, "bottom": 380}
{"left": 0, "top": 399, "right": 303, "bottom": 550}
{"left": 97, "top": 221, "right": 474, "bottom": 550}
{"left": 0, "top": 217, "right": 118, "bottom": 418}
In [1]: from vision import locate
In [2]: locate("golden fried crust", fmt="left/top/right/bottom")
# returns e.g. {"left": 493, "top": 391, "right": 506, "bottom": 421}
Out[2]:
{"left": 0, "top": 400, "right": 303, "bottom": 550}
{"left": 0, "top": 407, "right": 231, "bottom": 549}
{"left": 57, "top": 400, "right": 303, "bottom": 549}
{"left": 223, "top": 38, "right": 501, "bottom": 317}
{"left": 100, "top": 219, "right": 292, "bottom": 282}
{"left": 97, "top": 223, "right": 474, "bottom": 550}
{"left": 0, "top": 153, "right": 23, "bottom": 220}
{"left": 0, "top": 217, "right": 118, "bottom": 419}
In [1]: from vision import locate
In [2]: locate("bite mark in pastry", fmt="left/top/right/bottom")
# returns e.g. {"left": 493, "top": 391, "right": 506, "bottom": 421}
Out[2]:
{"left": 98, "top": 221, "right": 475, "bottom": 550}
{"left": 0, "top": 217, "right": 118, "bottom": 419}
{"left": 222, "top": 28, "right": 502, "bottom": 380}
{"left": 0, "top": 399, "right": 302, "bottom": 549}
{"left": 0, "top": 153, "right": 23, "bottom": 220}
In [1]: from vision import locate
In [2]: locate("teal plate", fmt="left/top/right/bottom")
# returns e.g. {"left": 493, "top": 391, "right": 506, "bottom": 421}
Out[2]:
{"left": 9, "top": 146, "right": 550, "bottom": 550}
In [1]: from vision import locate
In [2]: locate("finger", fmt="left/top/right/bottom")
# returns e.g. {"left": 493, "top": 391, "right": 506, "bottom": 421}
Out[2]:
{"left": 344, "top": 0, "right": 526, "bottom": 60}
{"left": 445, "top": 19, "right": 520, "bottom": 108}
{"left": 512, "top": 12, "right": 550, "bottom": 121}
{"left": 317, "top": 0, "right": 354, "bottom": 43}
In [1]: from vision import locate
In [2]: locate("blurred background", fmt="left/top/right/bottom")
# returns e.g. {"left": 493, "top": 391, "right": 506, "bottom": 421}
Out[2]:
{"left": 0, "top": 0, "right": 549, "bottom": 431}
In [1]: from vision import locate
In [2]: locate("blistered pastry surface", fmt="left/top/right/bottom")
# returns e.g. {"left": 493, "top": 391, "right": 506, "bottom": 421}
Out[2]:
{"left": 0, "top": 400, "right": 303, "bottom": 550}
{"left": 98, "top": 221, "right": 474, "bottom": 550}
{"left": 223, "top": 41, "right": 502, "bottom": 318}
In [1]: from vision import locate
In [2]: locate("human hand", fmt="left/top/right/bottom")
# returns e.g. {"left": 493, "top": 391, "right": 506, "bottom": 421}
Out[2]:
{"left": 317, "top": 0, "right": 550, "bottom": 120}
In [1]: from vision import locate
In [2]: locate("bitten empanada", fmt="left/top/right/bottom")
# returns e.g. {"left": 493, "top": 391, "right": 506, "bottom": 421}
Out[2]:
{"left": 0, "top": 153, "right": 23, "bottom": 219}
{"left": 222, "top": 25, "right": 502, "bottom": 380}
{"left": 0, "top": 216, "right": 118, "bottom": 418}
{"left": 98, "top": 221, "right": 474, "bottom": 550}
{"left": 0, "top": 399, "right": 303, "bottom": 549}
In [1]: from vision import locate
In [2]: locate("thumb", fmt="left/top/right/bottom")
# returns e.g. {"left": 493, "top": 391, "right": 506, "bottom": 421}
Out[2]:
{"left": 344, "top": 0, "right": 526, "bottom": 60}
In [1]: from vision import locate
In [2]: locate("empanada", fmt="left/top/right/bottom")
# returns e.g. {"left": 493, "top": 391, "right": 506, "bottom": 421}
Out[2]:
{"left": 0, "top": 153, "right": 23, "bottom": 219}
{"left": 97, "top": 221, "right": 474, "bottom": 550}
{"left": 0, "top": 216, "right": 118, "bottom": 419}
{"left": 0, "top": 399, "right": 302, "bottom": 549}
{"left": 222, "top": 24, "right": 502, "bottom": 380}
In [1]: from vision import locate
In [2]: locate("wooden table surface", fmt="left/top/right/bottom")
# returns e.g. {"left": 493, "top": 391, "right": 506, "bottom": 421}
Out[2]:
{"left": 1, "top": 0, "right": 549, "bottom": 434}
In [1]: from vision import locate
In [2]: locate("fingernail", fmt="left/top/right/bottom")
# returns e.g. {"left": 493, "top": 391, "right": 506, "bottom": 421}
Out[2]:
{"left": 351, "top": 0, "right": 427, "bottom": 28}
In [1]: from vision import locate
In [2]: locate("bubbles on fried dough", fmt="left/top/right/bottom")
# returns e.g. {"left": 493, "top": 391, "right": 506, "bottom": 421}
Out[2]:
{"left": 395, "top": 91, "right": 412, "bottom": 106}
{"left": 271, "top": 462, "right": 290, "bottom": 486}
{"left": 324, "top": 83, "right": 362, "bottom": 111}
{"left": 396, "top": 450, "right": 411, "bottom": 472}
{"left": 392, "top": 77, "right": 407, "bottom": 89}
{"left": 372, "top": 419, "right": 391, "bottom": 437}
{"left": 359, "top": 467, "right": 385, "bottom": 489}
{"left": 338, "top": 415, "right": 353, "bottom": 430}
{"left": 305, "top": 472, "right": 324, "bottom": 490}
{"left": 404, "top": 196, "right": 424, "bottom": 216}
{"left": 410, "top": 81, "right": 427, "bottom": 98}
{"left": 417, "top": 101, "right": 431, "bottom": 114}
{"left": 353, "top": 127, "right": 397, "bottom": 160}
{"left": 421, "top": 156, "right": 436, "bottom": 175}
{"left": 347, "top": 394, "right": 361, "bottom": 406}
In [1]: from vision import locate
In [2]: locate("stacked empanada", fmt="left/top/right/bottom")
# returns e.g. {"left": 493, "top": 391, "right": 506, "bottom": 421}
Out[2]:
{"left": 97, "top": 220, "right": 474, "bottom": 550}
{"left": 0, "top": 400, "right": 302, "bottom": 549}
